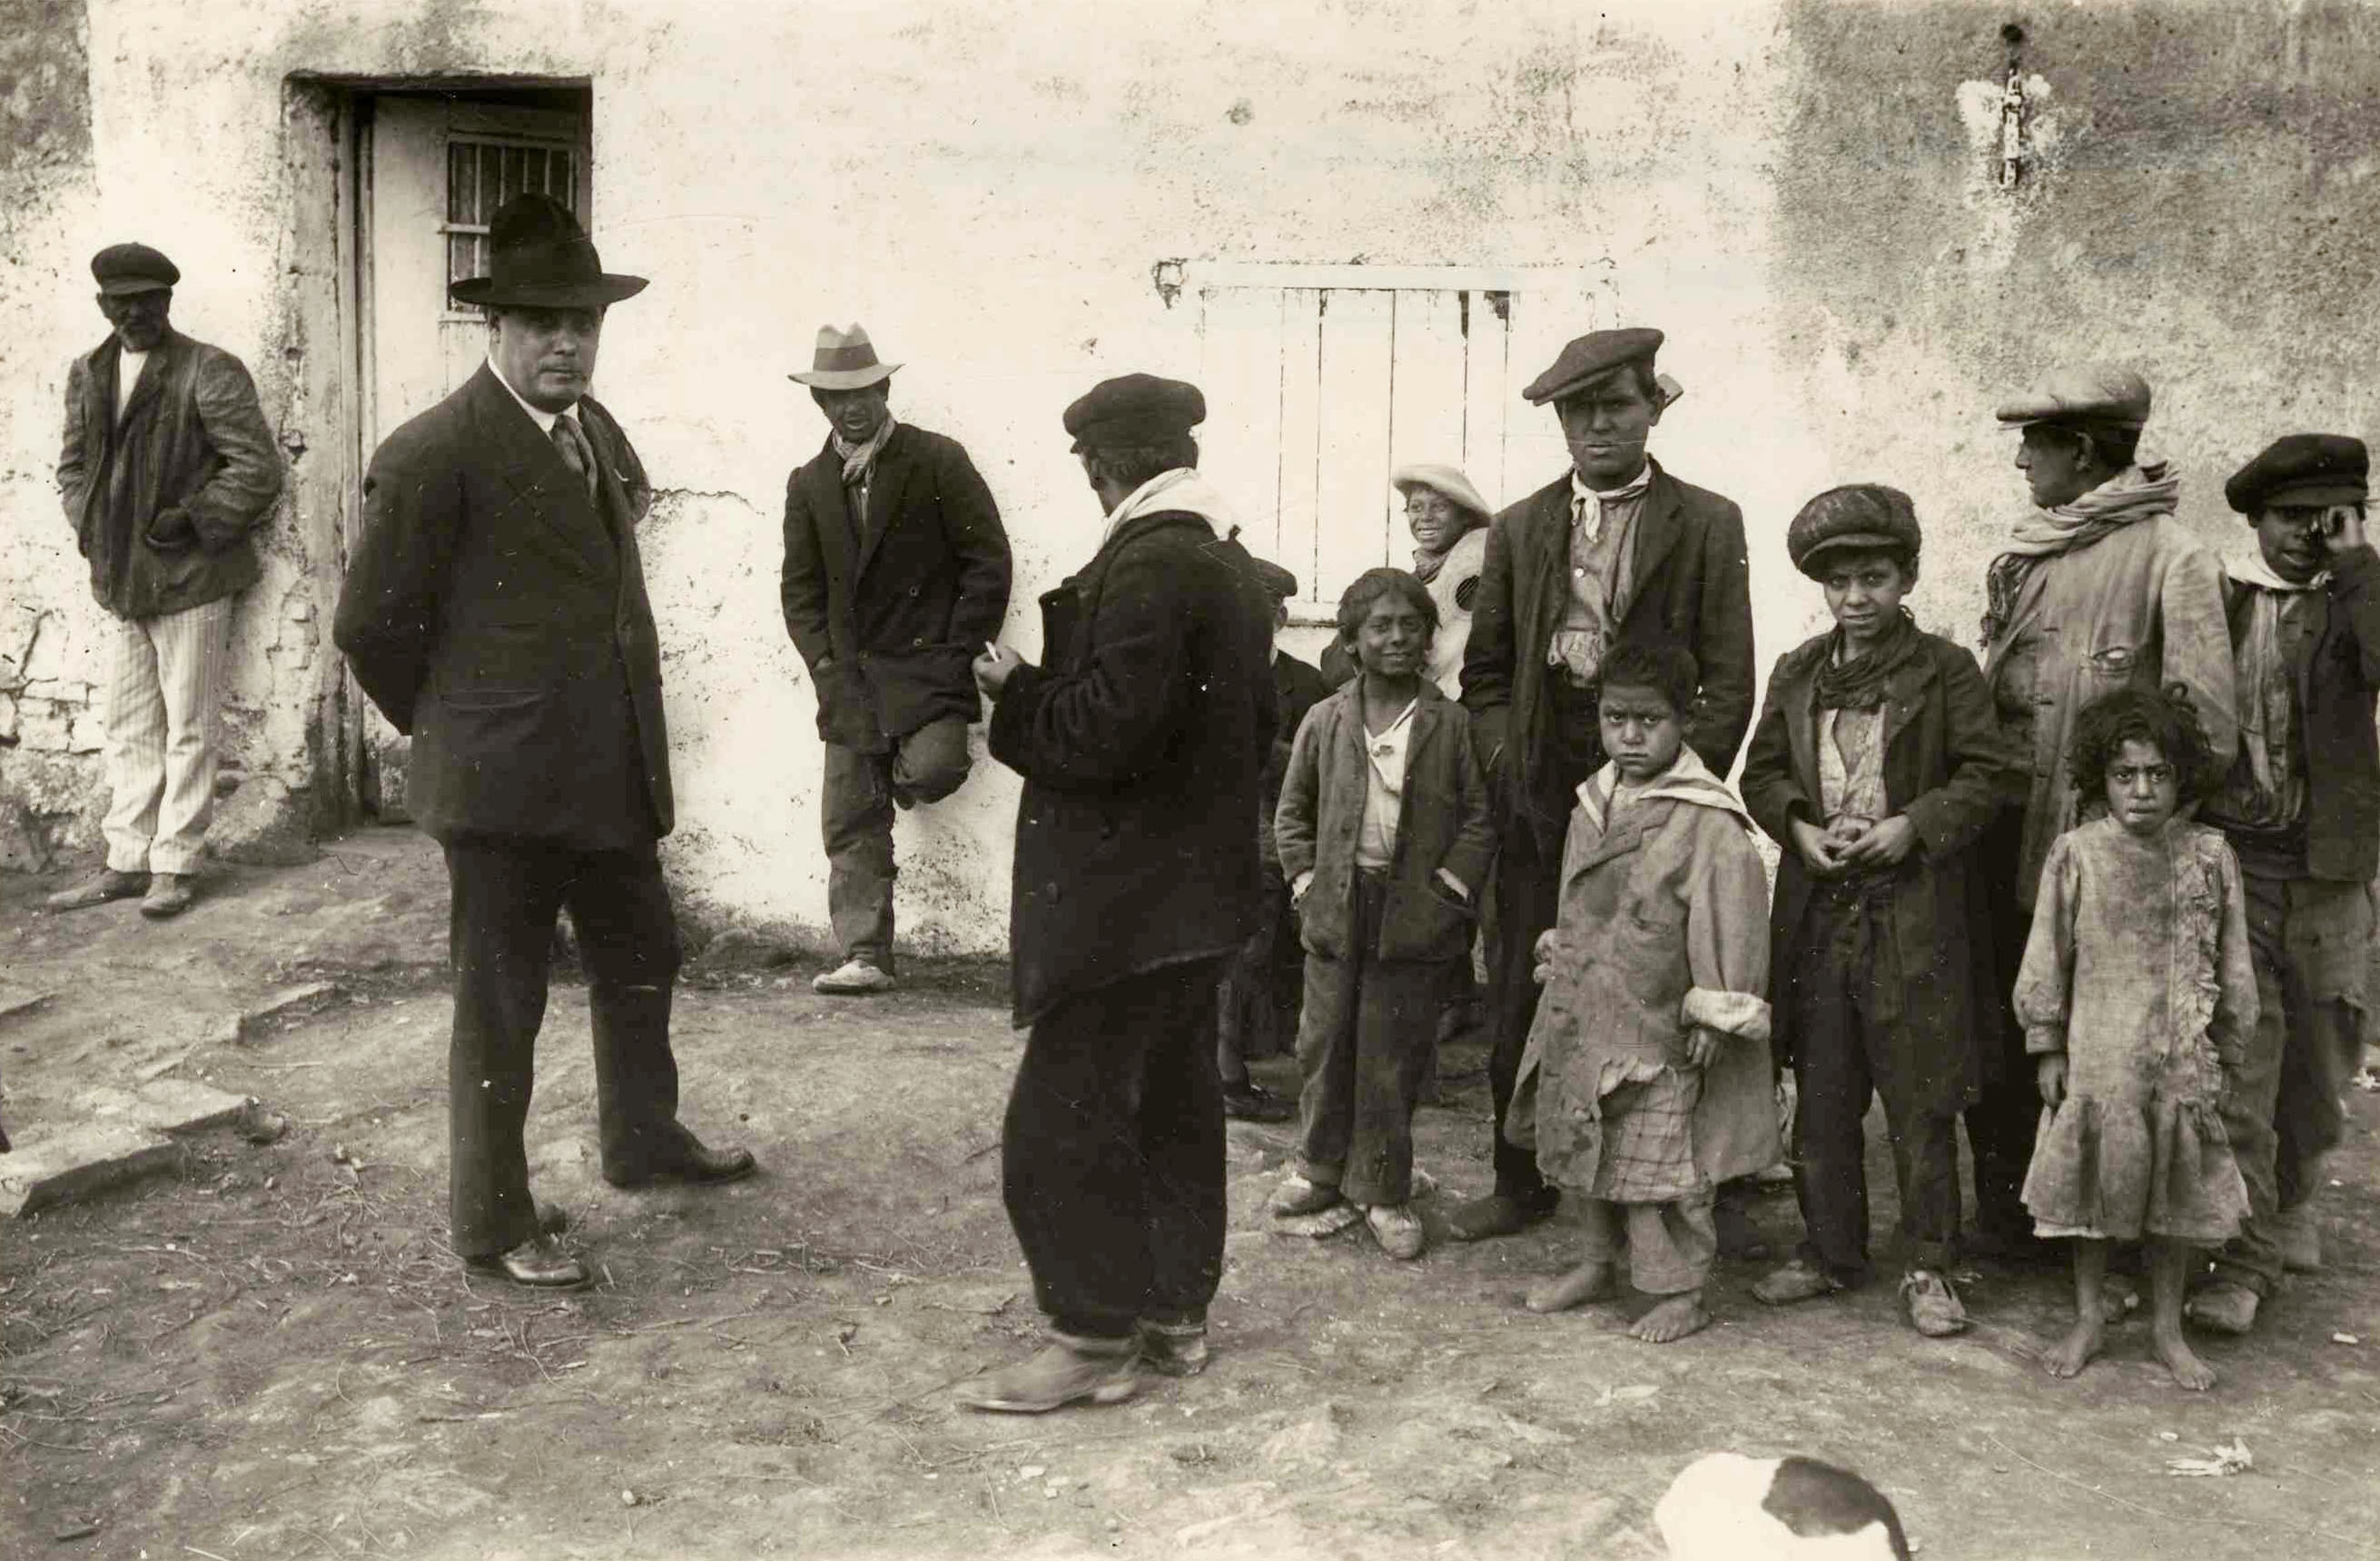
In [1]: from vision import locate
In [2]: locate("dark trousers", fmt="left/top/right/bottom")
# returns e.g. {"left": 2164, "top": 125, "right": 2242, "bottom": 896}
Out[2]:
{"left": 442, "top": 835, "right": 691, "bottom": 1258}
{"left": 1963, "top": 806, "right": 2038, "bottom": 1242}
{"left": 1786, "top": 884, "right": 1962, "bottom": 1279}
{"left": 820, "top": 715, "right": 972, "bottom": 969}
{"left": 1002, "top": 959, "right": 1228, "bottom": 1339}
{"left": 1293, "top": 870, "right": 1449, "bottom": 1206}
{"left": 1218, "top": 866, "right": 1298, "bottom": 1086}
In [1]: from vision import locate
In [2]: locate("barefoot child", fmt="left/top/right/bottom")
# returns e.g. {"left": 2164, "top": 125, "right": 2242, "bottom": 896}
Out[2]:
{"left": 1509, "top": 640, "right": 1776, "bottom": 1341}
{"left": 1742, "top": 487, "right": 2023, "bottom": 1337}
{"left": 1271, "top": 568, "right": 1496, "bottom": 1259}
{"left": 2017, "top": 687, "right": 2256, "bottom": 1389}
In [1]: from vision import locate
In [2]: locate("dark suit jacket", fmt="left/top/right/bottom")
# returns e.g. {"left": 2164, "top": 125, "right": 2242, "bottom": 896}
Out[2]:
{"left": 780, "top": 422, "right": 1012, "bottom": 750}
{"left": 1460, "top": 459, "right": 1755, "bottom": 835}
{"left": 1257, "top": 650, "right": 1331, "bottom": 871}
{"left": 990, "top": 509, "right": 1279, "bottom": 1026}
{"left": 333, "top": 364, "right": 672, "bottom": 852}
{"left": 1740, "top": 627, "right": 2023, "bottom": 1096}
{"left": 1274, "top": 680, "right": 1496, "bottom": 964}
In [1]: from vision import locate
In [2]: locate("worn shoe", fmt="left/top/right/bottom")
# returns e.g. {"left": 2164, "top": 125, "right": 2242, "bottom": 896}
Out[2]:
{"left": 1269, "top": 1173, "right": 1344, "bottom": 1218}
{"left": 2184, "top": 1280, "right": 2261, "bottom": 1336}
{"left": 812, "top": 958, "right": 895, "bottom": 995}
{"left": 45, "top": 868, "right": 147, "bottom": 913}
{"left": 1446, "top": 1190, "right": 1558, "bottom": 1243}
{"left": 1899, "top": 1269, "right": 1970, "bottom": 1337}
{"left": 1752, "top": 1259, "right": 1844, "bottom": 1307}
{"left": 1365, "top": 1202, "right": 1427, "bottom": 1260}
{"left": 139, "top": 873, "right": 195, "bottom": 919}
{"left": 955, "top": 1332, "right": 1141, "bottom": 1413}
{"left": 604, "top": 1132, "right": 757, "bottom": 1190}
{"left": 464, "top": 1232, "right": 589, "bottom": 1289}
{"left": 1713, "top": 1191, "right": 1771, "bottom": 1260}
{"left": 2274, "top": 1204, "right": 2323, "bottom": 1273}
{"left": 1221, "top": 1082, "right": 1296, "bottom": 1122}
{"left": 1136, "top": 1316, "right": 1210, "bottom": 1378}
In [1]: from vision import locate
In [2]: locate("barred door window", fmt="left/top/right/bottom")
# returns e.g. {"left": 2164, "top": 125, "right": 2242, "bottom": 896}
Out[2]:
{"left": 444, "top": 138, "right": 580, "bottom": 313}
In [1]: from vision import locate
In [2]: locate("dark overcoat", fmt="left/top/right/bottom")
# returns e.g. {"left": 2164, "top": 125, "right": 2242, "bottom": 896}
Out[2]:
{"left": 1460, "top": 458, "right": 1755, "bottom": 834}
{"left": 333, "top": 364, "right": 672, "bottom": 852}
{"left": 990, "top": 509, "right": 1279, "bottom": 1026}
{"left": 1273, "top": 680, "right": 1496, "bottom": 964}
{"left": 780, "top": 422, "right": 1012, "bottom": 751}
{"left": 1739, "top": 627, "right": 2025, "bottom": 1101}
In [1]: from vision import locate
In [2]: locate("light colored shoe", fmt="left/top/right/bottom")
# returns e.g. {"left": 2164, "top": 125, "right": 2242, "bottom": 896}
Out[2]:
{"left": 1269, "top": 1173, "right": 1343, "bottom": 1218}
{"left": 2274, "top": 1204, "right": 2323, "bottom": 1273}
{"left": 2184, "top": 1279, "right": 2260, "bottom": 1336}
{"left": 811, "top": 958, "right": 894, "bottom": 995}
{"left": 1365, "top": 1202, "right": 1427, "bottom": 1260}
{"left": 954, "top": 1333, "right": 1140, "bottom": 1414}
{"left": 45, "top": 867, "right": 147, "bottom": 913}
{"left": 1898, "top": 1269, "right": 1970, "bottom": 1337}
{"left": 139, "top": 873, "right": 195, "bottom": 919}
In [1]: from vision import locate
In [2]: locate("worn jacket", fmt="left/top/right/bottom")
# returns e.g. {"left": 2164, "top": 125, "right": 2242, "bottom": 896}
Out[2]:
{"left": 990, "top": 509, "right": 1279, "bottom": 1026}
{"left": 1983, "top": 515, "right": 2237, "bottom": 904}
{"left": 2215, "top": 544, "right": 2380, "bottom": 883}
{"left": 334, "top": 364, "right": 672, "bottom": 852}
{"left": 1741, "top": 627, "right": 2026, "bottom": 1097}
{"left": 1274, "top": 680, "right": 1496, "bottom": 964}
{"left": 57, "top": 329, "right": 283, "bottom": 619}
{"left": 1461, "top": 459, "right": 1756, "bottom": 836}
{"left": 1509, "top": 750, "right": 1779, "bottom": 1189}
{"left": 780, "top": 422, "right": 1012, "bottom": 750}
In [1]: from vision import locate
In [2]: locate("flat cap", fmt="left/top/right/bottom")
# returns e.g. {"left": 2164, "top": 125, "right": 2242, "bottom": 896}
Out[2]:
{"left": 1064, "top": 373, "right": 1206, "bottom": 453}
{"left": 1249, "top": 558, "right": 1299, "bottom": 599}
{"left": 1786, "top": 484, "right": 1923, "bottom": 578}
{"left": 91, "top": 242, "right": 179, "bottom": 296}
{"left": 1522, "top": 328, "right": 1664, "bottom": 407}
{"left": 2226, "top": 433, "right": 2368, "bottom": 515}
{"left": 1994, "top": 363, "right": 2152, "bottom": 430}
{"left": 1392, "top": 463, "right": 1492, "bottom": 519}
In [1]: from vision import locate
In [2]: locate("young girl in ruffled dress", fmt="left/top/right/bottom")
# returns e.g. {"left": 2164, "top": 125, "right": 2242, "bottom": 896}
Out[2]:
{"left": 2015, "top": 687, "right": 2256, "bottom": 1390}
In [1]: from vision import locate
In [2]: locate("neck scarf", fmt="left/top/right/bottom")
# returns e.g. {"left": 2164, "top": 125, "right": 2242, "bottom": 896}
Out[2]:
{"left": 2222, "top": 552, "right": 2327, "bottom": 825}
{"left": 833, "top": 410, "right": 898, "bottom": 490}
{"left": 1101, "top": 466, "right": 1239, "bottom": 547}
{"left": 1813, "top": 608, "right": 1923, "bottom": 711}
{"left": 1980, "top": 459, "right": 2180, "bottom": 647}
{"left": 1411, "top": 519, "right": 1481, "bottom": 585}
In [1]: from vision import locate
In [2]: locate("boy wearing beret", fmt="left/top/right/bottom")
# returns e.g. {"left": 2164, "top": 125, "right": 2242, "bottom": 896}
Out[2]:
{"left": 1740, "top": 487, "right": 2023, "bottom": 1335}
{"left": 2189, "top": 436, "right": 2380, "bottom": 1336}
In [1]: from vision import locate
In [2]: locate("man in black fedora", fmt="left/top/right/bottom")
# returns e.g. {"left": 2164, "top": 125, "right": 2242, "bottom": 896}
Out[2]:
{"left": 1452, "top": 327, "right": 1756, "bottom": 1243}
{"left": 780, "top": 323, "right": 1011, "bottom": 995}
{"left": 961, "top": 374, "right": 1277, "bottom": 1411}
{"left": 335, "top": 194, "right": 754, "bottom": 1289}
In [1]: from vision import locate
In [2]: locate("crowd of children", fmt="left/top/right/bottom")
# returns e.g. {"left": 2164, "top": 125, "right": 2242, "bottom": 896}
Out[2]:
{"left": 1249, "top": 431, "right": 2376, "bottom": 1395}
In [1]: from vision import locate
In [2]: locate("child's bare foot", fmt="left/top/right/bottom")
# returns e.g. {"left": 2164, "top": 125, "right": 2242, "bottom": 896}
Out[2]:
{"left": 1525, "top": 1260, "right": 1615, "bottom": 1314}
{"left": 2153, "top": 1325, "right": 2217, "bottom": 1391}
{"left": 1630, "top": 1292, "right": 1712, "bottom": 1343}
{"left": 2041, "top": 1313, "right": 2104, "bottom": 1379}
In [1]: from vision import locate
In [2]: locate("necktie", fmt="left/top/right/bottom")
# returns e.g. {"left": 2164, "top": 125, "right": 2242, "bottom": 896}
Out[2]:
{"left": 550, "top": 414, "right": 597, "bottom": 499}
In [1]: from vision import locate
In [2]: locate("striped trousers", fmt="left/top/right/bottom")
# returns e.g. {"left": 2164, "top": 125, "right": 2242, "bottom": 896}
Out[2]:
{"left": 101, "top": 596, "right": 236, "bottom": 876}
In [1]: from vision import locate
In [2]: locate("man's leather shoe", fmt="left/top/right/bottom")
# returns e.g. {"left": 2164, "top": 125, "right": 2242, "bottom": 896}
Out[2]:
{"left": 1446, "top": 1190, "right": 1558, "bottom": 1243}
{"left": 465, "top": 1233, "right": 588, "bottom": 1288}
{"left": 45, "top": 868, "right": 147, "bottom": 913}
{"left": 604, "top": 1134, "right": 756, "bottom": 1190}
{"left": 140, "top": 873, "right": 196, "bottom": 919}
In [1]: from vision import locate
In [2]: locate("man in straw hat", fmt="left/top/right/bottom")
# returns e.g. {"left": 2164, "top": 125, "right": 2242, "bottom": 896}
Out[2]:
{"left": 781, "top": 324, "right": 1011, "bottom": 996}
{"left": 1451, "top": 327, "right": 1756, "bottom": 1245}
{"left": 961, "top": 373, "right": 1277, "bottom": 1410}
{"left": 336, "top": 194, "right": 754, "bottom": 1289}
{"left": 48, "top": 241, "right": 284, "bottom": 920}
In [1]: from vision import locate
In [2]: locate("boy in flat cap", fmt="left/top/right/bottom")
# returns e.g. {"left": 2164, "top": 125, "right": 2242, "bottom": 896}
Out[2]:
{"left": 963, "top": 373, "right": 1277, "bottom": 1410}
{"left": 1740, "top": 486, "right": 2023, "bottom": 1335}
{"left": 49, "top": 242, "right": 284, "bottom": 919}
{"left": 1452, "top": 326, "right": 1756, "bottom": 1243}
{"left": 779, "top": 323, "right": 1012, "bottom": 996}
{"left": 2187, "top": 435, "right": 2380, "bottom": 1335}
{"left": 1970, "top": 365, "right": 2236, "bottom": 1262}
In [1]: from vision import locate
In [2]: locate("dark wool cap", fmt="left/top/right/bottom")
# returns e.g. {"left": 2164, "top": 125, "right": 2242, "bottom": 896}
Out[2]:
{"left": 1786, "top": 484, "right": 1923, "bottom": 578}
{"left": 1522, "top": 327, "right": 1664, "bottom": 406}
{"left": 91, "top": 242, "right": 179, "bottom": 296}
{"left": 1249, "top": 558, "right": 1299, "bottom": 600}
{"left": 1064, "top": 373, "right": 1206, "bottom": 453}
{"left": 2225, "top": 434, "right": 2369, "bottom": 515}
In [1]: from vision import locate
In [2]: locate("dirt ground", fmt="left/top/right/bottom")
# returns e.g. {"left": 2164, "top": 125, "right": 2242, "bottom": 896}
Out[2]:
{"left": 3, "top": 828, "right": 2377, "bottom": 1560}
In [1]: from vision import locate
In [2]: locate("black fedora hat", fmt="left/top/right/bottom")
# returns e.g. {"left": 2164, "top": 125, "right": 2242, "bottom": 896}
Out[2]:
{"left": 449, "top": 194, "right": 647, "bottom": 310}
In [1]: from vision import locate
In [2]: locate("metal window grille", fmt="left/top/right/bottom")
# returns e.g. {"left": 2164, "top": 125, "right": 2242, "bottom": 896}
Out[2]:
{"left": 444, "top": 138, "right": 579, "bottom": 312}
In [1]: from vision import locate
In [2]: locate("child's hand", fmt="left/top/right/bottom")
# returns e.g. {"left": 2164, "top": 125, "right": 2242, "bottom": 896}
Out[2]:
{"left": 2036, "top": 1053, "right": 2068, "bottom": 1109}
{"left": 1289, "top": 871, "right": 1315, "bottom": 909}
{"left": 1683, "top": 1029, "right": 1720, "bottom": 1069}
{"left": 1789, "top": 818, "right": 1846, "bottom": 877}
{"left": 1840, "top": 815, "right": 1919, "bottom": 868}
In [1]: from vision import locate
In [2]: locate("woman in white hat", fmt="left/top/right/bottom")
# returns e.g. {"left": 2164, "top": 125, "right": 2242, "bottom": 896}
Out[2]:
{"left": 1393, "top": 464, "right": 1494, "bottom": 698}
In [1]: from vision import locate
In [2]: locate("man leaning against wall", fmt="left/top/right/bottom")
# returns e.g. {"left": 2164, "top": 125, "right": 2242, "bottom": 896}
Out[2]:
{"left": 48, "top": 242, "right": 284, "bottom": 920}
